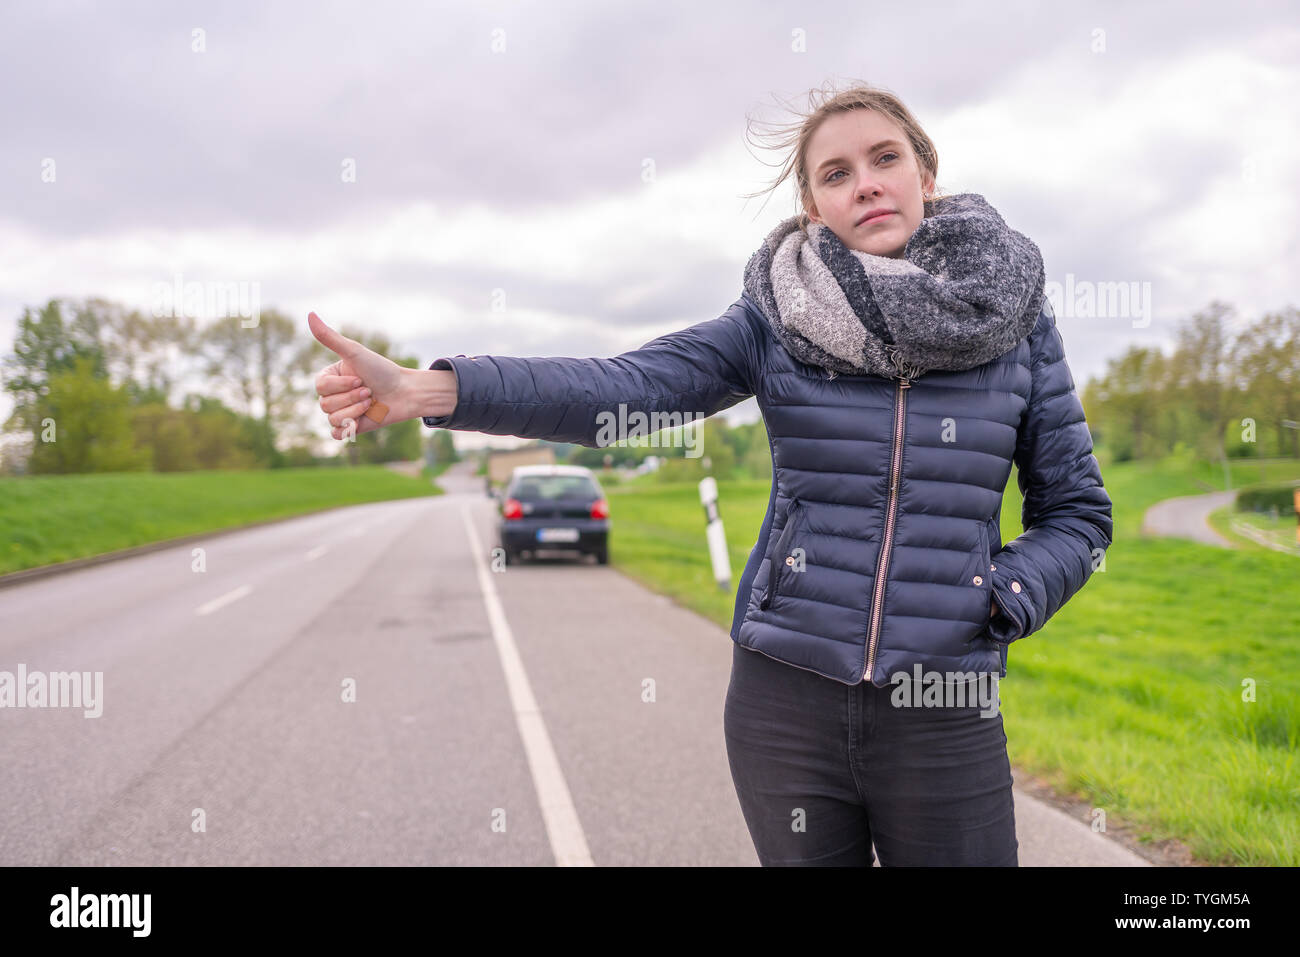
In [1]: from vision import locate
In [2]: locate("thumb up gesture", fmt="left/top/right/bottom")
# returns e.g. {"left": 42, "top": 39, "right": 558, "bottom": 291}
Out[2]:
{"left": 309, "top": 311, "right": 463, "bottom": 441}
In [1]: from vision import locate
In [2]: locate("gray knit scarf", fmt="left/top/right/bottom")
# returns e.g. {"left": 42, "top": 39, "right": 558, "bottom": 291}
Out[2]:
{"left": 742, "top": 192, "right": 1045, "bottom": 380}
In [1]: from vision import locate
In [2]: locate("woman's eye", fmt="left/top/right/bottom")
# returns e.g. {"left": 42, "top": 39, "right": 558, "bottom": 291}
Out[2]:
{"left": 825, "top": 153, "right": 898, "bottom": 183}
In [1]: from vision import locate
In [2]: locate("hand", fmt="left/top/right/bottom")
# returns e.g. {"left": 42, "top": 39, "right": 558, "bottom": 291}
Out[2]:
{"left": 989, "top": 599, "right": 998, "bottom": 618}
{"left": 309, "top": 311, "right": 415, "bottom": 440}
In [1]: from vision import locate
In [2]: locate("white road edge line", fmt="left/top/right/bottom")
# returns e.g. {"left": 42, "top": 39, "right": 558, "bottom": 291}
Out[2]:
{"left": 459, "top": 506, "right": 594, "bottom": 867}
{"left": 195, "top": 584, "right": 253, "bottom": 616}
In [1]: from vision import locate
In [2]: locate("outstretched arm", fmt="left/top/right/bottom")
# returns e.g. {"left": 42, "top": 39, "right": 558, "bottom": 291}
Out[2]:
{"left": 986, "top": 300, "right": 1113, "bottom": 643}
{"left": 419, "top": 297, "right": 761, "bottom": 447}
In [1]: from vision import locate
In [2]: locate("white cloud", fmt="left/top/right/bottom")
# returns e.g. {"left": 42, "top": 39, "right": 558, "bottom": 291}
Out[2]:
{"left": 1, "top": 1, "right": 1296, "bottom": 446}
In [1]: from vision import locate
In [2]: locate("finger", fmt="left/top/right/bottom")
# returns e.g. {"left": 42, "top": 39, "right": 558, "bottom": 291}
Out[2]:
{"left": 329, "top": 397, "right": 373, "bottom": 428}
{"left": 308, "top": 311, "right": 359, "bottom": 358}
{"left": 316, "top": 373, "right": 363, "bottom": 397}
{"left": 319, "top": 385, "right": 370, "bottom": 413}
{"left": 316, "top": 358, "right": 348, "bottom": 380}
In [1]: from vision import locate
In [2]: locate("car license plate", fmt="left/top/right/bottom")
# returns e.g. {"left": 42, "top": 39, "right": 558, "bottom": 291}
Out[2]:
{"left": 536, "top": 527, "right": 579, "bottom": 543}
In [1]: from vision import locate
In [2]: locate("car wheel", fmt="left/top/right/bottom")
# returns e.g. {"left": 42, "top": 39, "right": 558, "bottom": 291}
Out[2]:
{"left": 594, "top": 546, "right": 609, "bottom": 565}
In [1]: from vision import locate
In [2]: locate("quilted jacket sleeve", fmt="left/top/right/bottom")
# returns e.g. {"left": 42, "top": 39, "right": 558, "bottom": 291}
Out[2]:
{"left": 986, "top": 300, "right": 1113, "bottom": 643}
{"left": 419, "top": 297, "right": 760, "bottom": 446}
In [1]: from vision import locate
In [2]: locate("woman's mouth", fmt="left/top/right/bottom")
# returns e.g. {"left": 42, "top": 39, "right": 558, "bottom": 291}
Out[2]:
{"left": 857, "top": 210, "right": 896, "bottom": 226}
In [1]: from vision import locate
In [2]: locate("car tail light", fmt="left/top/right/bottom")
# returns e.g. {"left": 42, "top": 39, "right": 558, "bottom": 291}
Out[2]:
{"left": 590, "top": 498, "right": 609, "bottom": 519}
{"left": 502, "top": 497, "right": 523, "bottom": 520}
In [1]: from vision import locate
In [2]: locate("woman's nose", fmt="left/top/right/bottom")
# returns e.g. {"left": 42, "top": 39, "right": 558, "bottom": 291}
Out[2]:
{"left": 856, "top": 176, "right": 883, "bottom": 200}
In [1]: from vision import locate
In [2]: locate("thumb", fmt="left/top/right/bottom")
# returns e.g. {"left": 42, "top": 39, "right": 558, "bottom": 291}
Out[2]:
{"left": 308, "top": 311, "right": 358, "bottom": 358}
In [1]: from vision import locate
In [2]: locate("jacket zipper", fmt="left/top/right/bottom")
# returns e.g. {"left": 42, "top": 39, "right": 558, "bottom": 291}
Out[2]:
{"left": 863, "top": 375, "right": 910, "bottom": 683}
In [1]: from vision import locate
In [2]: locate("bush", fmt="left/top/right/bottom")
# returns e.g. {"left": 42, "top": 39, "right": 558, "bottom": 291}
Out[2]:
{"left": 281, "top": 445, "right": 318, "bottom": 468}
{"left": 1236, "top": 481, "right": 1300, "bottom": 514}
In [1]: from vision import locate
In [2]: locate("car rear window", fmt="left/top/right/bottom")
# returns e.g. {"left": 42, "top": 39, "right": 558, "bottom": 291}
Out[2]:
{"left": 510, "top": 475, "right": 600, "bottom": 501}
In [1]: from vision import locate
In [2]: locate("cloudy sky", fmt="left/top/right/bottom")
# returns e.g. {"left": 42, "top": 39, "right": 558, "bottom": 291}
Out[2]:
{"left": 1, "top": 0, "right": 1296, "bottom": 449}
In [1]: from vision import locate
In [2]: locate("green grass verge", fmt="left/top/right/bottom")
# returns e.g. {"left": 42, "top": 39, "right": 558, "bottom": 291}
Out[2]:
{"left": 0, "top": 467, "right": 441, "bottom": 575}
{"left": 1208, "top": 503, "right": 1300, "bottom": 555}
{"left": 603, "top": 454, "right": 1300, "bottom": 865}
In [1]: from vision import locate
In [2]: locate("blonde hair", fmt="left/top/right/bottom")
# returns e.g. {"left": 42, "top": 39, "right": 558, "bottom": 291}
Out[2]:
{"left": 742, "top": 79, "right": 944, "bottom": 232}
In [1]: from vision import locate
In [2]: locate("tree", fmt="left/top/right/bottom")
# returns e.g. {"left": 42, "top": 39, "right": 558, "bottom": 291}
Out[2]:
{"left": 1, "top": 298, "right": 106, "bottom": 434}
{"left": 1088, "top": 345, "right": 1170, "bottom": 462}
{"left": 131, "top": 402, "right": 199, "bottom": 471}
{"left": 76, "top": 297, "right": 197, "bottom": 407}
{"left": 653, "top": 419, "right": 736, "bottom": 482}
{"left": 201, "top": 310, "right": 303, "bottom": 466}
{"left": 428, "top": 429, "right": 460, "bottom": 465}
{"left": 1231, "top": 306, "right": 1300, "bottom": 457}
{"left": 183, "top": 395, "right": 259, "bottom": 470}
{"left": 28, "top": 357, "right": 150, "bottom": 473}
{"left": 1168, "top": 301, "right": 1239, "bottom": 464}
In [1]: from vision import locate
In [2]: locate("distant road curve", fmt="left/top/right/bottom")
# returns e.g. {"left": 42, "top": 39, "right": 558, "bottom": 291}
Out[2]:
{"left": 1141, "top": 490, "right": 1238, "bottom": 547}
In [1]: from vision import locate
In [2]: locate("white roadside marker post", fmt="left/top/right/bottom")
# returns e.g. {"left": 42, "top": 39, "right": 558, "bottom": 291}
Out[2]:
{"left": 699, "top": 476, "right": 732, "bottom": 591}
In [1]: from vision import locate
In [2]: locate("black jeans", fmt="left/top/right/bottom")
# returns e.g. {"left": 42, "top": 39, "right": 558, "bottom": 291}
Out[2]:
{"left": 724, "top": 642, "right": 1018, "bottom": 866}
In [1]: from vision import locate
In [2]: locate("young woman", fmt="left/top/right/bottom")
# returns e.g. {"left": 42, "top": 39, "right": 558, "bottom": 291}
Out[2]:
{"left": 308, "top": 84, "right": 1113, "bottom": 867}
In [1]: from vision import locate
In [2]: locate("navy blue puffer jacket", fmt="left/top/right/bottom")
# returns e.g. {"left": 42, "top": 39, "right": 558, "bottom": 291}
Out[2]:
{"left": 422, "top": 292, "right": 1113, "bottom": 687}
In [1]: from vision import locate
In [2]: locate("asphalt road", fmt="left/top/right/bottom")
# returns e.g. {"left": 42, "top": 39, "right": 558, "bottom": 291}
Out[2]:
{"left": 0, "top": 462, "right": 1151, "bottom": 866}
{"left": 1141, "top": 490, "right": 1238, "bottom": 547}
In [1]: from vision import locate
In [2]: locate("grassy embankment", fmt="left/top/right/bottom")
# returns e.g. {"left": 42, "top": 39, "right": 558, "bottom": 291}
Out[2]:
{"left": 0, "top": 466, "right": 440, "bottom": 576}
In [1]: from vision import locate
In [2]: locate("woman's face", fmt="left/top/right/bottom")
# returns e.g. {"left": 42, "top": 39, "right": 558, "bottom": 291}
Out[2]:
{"left": 803, "top": 109, "right": 934, "bottom": 258}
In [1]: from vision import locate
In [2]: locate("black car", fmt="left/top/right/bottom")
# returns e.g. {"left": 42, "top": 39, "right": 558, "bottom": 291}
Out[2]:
{"left": 496, "top": 465, "right": 610, "bottom": 565}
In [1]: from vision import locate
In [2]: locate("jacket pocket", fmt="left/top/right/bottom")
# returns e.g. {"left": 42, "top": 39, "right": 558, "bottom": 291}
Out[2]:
{"left": 975, "top": 518, "right": 995, "bottom": 628}
{"left": 759, "top": 497, "right": 803, "bottom": 610}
